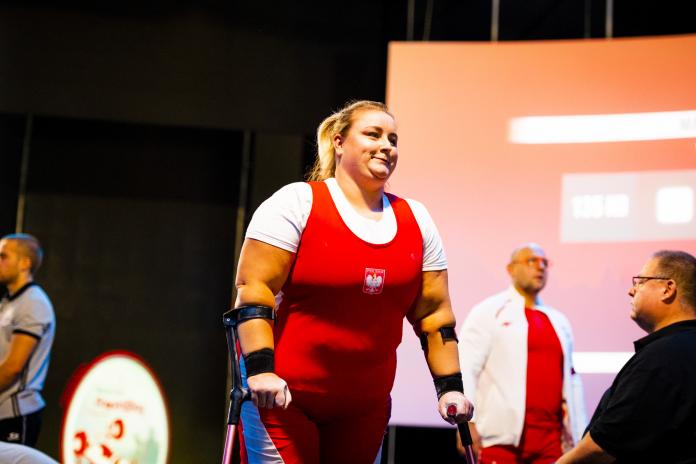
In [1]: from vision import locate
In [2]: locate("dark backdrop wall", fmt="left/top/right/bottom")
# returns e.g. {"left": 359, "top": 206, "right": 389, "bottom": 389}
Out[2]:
{"left": 0, "top": 2, "right": 393, "bottom": 134}
{"left": 0, "top": 114, "right": 310, "bottom": 462}
{"left": 23, "top": 117, "right": 244, "bottom": 461}
{"left": 1, "top": 1, "right": 694, "bottom": 462}
{"left": 0, "top": 115, "right": 23, "bottom": 233}
{"left": 2, "top": 0, "right": 692, "bottom": 135}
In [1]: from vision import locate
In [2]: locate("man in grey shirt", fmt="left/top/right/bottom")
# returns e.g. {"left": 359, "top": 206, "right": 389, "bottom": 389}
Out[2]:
{"left": 0, "top": 441, "right": 57, "bottom": 464}
{"left": 0, "top": 234, "right": 55, "bottom": 447}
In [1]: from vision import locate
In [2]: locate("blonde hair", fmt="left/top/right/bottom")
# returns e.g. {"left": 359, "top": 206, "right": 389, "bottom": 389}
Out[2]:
{"left": 307, "top": 100, "right": 392, "bottom": 181}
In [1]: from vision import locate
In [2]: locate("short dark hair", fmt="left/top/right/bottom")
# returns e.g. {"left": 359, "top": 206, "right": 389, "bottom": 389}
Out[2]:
{"left": 1, "top": 233, "right": 44, "bottom": 275}
{"left": 653, "top": 250, "right": 696, "bottom": 310}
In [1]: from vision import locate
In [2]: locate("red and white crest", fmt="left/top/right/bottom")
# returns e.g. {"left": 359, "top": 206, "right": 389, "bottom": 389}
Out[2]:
{"left": 363, "top": 268, "right": 386, "bottom": 295}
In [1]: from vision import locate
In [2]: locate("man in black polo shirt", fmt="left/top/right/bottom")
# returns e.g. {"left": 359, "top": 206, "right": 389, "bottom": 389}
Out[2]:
{"left": 558, "top": 250, "right": 696, "bottom": 464}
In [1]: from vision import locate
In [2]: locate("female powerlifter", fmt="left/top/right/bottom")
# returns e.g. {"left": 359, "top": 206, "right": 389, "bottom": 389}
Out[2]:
{"left": 233, "top": 100, "right": 473, "bottom": 463}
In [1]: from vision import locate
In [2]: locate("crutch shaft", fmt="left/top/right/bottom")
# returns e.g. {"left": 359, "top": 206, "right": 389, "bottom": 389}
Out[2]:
{"left": 222, "top": 425, "right": 237, "bottom": 464}
{"left": 457, "top": 422, "right": 476, "bottom": 464}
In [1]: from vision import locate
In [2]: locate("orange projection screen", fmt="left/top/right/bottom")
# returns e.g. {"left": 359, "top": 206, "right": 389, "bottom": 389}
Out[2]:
{"left": 386, "top": 35, "right": 696, "bottom": 427}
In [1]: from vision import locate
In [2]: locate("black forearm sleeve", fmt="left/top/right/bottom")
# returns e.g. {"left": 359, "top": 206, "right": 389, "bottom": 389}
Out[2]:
{"left": 244, "top": 348, "right": 274, "bottom": 377}
{"left": 433, "top": 372, "right": 464, "bottom": 399}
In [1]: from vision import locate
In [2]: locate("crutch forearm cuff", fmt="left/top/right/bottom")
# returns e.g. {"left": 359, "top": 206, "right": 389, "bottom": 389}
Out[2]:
{"left": 419, "top": 326, "right": 459, "bottom": 352}
{"left": 223, "top": 305, "right": 275, "bottom": 327}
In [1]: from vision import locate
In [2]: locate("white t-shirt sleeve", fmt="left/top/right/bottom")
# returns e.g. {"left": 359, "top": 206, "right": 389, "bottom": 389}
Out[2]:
{"left": 406, "top": 199, "right": 448, "bottom": 271}
{"left": 245, "top": 182, "right": 312, "bottom": 253}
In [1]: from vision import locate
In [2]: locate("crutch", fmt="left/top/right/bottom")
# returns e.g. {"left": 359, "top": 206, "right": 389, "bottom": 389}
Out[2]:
{"left": 222, "top": 308, "right": 251, "bottom": 464}
{"left": 447, "top": 404, "right": 477, "bottom": 464}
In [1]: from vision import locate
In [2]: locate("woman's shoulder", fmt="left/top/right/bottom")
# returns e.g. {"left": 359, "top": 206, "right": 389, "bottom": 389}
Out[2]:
{"left": 246, "top": 181, "right": 313, "bottom": 253}
{"left": 272, "top": 181, "right": 312, "bottom": 198}
{"left": 252, "top": 181, "right": 311, "bottom": 214}
{"left": 400, "top": 197, "right": 435, "bottom": 224}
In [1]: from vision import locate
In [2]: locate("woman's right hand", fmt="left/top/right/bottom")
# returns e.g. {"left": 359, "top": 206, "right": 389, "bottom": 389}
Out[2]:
{"left": 246, "top": 372, "right": 292, "bottom": 409}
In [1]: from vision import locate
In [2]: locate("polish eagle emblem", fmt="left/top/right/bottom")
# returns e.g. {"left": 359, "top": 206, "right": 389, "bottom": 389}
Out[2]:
{"left": 363, "top": 268, "right": 386, "bottom": 295}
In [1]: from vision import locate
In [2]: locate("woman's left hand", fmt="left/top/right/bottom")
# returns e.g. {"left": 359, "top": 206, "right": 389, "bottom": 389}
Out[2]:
{"left": 437, "top": 391, "right": 474, "bottom": 425}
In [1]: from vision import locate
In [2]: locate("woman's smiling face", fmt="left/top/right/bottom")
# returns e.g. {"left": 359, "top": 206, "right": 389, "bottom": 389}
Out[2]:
{"left": 334, "top": 109, "right": 398, "bottom": 187}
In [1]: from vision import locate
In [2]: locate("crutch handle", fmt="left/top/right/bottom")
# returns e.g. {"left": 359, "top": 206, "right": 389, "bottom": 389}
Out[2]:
{"left": 227, "top": 384, "right": 251, "bottom": 426}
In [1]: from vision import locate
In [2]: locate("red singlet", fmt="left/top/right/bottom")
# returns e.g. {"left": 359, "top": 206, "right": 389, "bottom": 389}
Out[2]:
{"left": 276, "top": 181, "right": 423, "bottom": 404}
{"left": 242, "top": 181, "right": 424, "bottom": 464}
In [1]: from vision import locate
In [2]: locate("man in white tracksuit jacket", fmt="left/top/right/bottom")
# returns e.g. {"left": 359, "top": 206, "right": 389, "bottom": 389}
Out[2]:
{"left": 457, "top": 244, "right": 586, "bottom": 464}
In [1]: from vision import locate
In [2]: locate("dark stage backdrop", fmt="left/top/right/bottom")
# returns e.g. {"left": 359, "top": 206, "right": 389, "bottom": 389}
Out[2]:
{"left": 22, "top": 117, "right": 243, "bottom": 462}
{"left": 0, "top": 115, "right": 24, "bottom": 233}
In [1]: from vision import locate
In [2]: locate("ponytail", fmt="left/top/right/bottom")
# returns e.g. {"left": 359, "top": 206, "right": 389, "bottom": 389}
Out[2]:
{"left": 307, "top": 100, "right": 390, "bottom": 181}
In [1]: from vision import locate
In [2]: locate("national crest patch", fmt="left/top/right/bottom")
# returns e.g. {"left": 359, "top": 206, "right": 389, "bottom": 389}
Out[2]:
{"left": 363, "top": 268, "right": 386, "bottom": 295}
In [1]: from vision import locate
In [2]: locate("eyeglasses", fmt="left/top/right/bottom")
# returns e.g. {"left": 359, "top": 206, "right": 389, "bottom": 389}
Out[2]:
{"left": 631, "top": 276, "right": 670, "bottom": 287}
{"left": 511, "top": 257, "right": 551, "bottom": 268}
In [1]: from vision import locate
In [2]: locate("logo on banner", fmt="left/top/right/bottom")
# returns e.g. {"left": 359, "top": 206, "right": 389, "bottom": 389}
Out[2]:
{"left": 62, "top": 352, "right": 170, "bottom": 464}
{"left": 363, "top": 268, "right": 386, "bottom": 295}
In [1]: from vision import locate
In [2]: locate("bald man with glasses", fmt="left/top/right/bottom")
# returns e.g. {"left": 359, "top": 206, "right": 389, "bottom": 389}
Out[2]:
{"left": 559, "top": 250, "right": 696, "bottom": 464}
{"left": 457, "top": 243, "right": 586, "bottom": 464}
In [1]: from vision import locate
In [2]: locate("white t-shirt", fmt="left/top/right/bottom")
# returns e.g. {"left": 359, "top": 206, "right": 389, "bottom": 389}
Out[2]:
{"left": 246, "top": 178, "right": 448, "bottom": 271}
